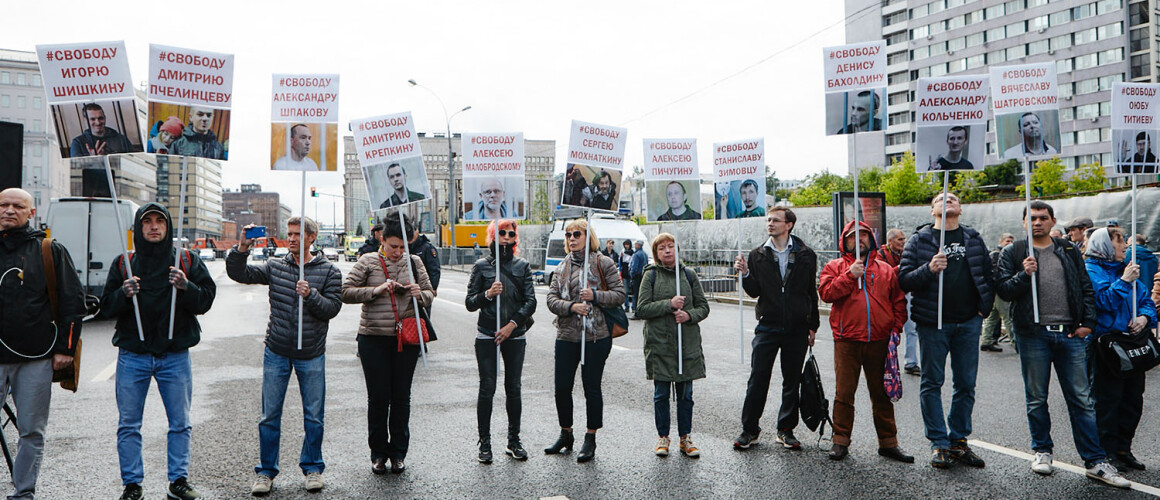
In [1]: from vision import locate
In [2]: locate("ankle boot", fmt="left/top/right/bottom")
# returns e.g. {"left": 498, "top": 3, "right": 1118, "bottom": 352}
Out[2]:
{"left": 478, "top": 436, "right": 493, "bottom": 463}
{"left": 544, "top": 429, "right": 574, "bottom": 454}
{"left": 577, "top": 433, "right": 597, "bottom": 463}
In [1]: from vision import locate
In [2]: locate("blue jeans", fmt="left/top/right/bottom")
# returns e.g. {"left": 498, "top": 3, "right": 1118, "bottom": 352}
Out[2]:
{"left": 904, "top": 294, "right": 919, "bottom": 368}
{"left": 116, "top": 349, "right": 192, "bottom": 485}
{"left": 654, "top": 381, "right": 693, "bottom": 437}
{"left": 916, "top": 315, "right": 981, "bottom": 449}
{"left": 1015, "top": 326, "right": 1106, "bottom": 468}
{"left": 255, "top": 347, "right": 325, "bottom": 479}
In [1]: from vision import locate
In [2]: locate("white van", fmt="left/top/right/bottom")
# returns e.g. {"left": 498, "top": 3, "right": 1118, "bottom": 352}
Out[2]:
{"left": 544, "top": 213, "right": 650, "bottom": 285}
{"left": 45, "top": 197, "right": 140, "bottom": 296}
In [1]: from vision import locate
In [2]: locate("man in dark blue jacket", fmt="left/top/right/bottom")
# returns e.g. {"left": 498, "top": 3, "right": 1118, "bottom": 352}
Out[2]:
{"left": 899, "top": 192, "right": 993, "bottom": 470}
{"left": 629, "top": 241, "right": 648, "bottom": 315}
{"left": 102, "top": 203, "right": 217, "bottom": 500}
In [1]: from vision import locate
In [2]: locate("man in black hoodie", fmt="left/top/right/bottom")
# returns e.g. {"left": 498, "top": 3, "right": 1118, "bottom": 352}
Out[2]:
{"left": 0, "top": 188, "right": 85, "bottom": 500}
{"left": 102, "top": 203, "right": 216, "bottom": 500}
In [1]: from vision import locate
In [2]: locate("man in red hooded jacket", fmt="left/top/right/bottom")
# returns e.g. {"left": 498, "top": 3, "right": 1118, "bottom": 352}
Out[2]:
{"left": 818, "top": 220, "right": 911, "bottom": 463}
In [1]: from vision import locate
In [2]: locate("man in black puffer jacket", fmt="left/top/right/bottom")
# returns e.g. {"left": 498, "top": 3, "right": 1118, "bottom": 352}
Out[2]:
{"left": 898, "top": 192, "right": 993, "bottom": 470}
{"left": 102, "top": 202, "right": 217, "bottom": 500}
{"left": 227, "top": 217, "right": 342, "bottom": 495}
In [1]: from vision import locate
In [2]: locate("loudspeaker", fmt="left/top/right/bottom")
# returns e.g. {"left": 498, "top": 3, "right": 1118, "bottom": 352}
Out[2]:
{"left": 0, "top": 121, "right": 22, "bottom": 191}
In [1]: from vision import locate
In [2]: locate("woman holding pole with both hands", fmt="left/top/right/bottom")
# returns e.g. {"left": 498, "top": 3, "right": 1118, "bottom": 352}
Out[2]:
{"left": 545, "top": 219, "right": 625, "bottom": 463}
{"left": 637, "top": 233, "right": 710, "bottom": 458}
{"left": 465, "top": 220, "right": 537, "bottom": 464}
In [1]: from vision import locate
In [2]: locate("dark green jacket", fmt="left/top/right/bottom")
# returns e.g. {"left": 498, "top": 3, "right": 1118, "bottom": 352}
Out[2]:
{"left": 638, "top": 263, "right": 710, "bottom": 382}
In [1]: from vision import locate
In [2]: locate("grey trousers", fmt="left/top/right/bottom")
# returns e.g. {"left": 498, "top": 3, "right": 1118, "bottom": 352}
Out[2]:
{"left": 0, "top": 359, "right": 52, "bottom": 500}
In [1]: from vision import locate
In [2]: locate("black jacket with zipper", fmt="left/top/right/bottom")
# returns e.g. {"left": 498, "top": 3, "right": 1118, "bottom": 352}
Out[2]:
{"left": 465, "top": 248, "right": 536, "bottom": 337}
{"left": 996, "top": 237, "right": 1097, "bottom": 331}
{"left": 0, "top": 223, "right": 85, "bottom": 363}
{"left": 741, "top": 234, "right": 820, "bottom": 333}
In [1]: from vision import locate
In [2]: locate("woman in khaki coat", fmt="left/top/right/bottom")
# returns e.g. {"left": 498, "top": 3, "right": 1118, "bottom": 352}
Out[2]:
{"left": 342, "top": 213, "right": 433, "bottom": 475}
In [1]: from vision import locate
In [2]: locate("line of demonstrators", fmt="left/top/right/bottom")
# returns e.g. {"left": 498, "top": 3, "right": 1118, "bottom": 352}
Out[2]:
{"left": 0, "top": 186, "right": 1153, "bottom": 498}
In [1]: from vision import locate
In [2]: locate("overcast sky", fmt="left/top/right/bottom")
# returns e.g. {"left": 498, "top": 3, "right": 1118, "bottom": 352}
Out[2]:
{"left": 4, "top": 0, "right": 853, "bottom": 225}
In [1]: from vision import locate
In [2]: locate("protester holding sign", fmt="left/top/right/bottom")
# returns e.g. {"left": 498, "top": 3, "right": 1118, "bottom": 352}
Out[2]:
{"left": 465, "top": 219, "right": 537, "bottom": 464}
{"left": 545, "top": 220, "right": 625, "bottom": 463}
{"left": 341, "top": 212, "right": 434, "bottom": 475}
{"left": 638, "top": 233, "right": 709, "bottom": 458}
{"left": 898, "top": 192, "right": 993, "bottom": 470}
{"left": 1083, "top": 227, "right": 1156, "bottom": 473}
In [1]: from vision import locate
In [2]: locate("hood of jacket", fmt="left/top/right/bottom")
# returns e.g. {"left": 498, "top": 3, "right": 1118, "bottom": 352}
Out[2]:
{"left": 133, "top": 202, "right": 173, "bottom": 260}
{"left": 839, "top": 220, "right": 878, "bottom": 259}
{"left": 0, "top": 223, "right": 44, "bottom": 251}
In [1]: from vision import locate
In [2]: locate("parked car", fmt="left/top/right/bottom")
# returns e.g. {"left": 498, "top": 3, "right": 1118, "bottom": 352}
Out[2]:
{"left": 274, "top": 247, "right": 289, "bottom": 258}
{"left": 198, "top": 248, "right": 216, "bottom": 262}
{"left": 323, "top": 248, "right": 340, "bottom": 262}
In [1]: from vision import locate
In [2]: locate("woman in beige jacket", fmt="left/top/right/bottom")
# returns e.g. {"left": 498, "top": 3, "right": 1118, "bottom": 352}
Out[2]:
{"left": 342, "top": 213, "right": 434, "bottom": 475}
{"left": 544, "top": 219, "right": 625, "bottom": 463}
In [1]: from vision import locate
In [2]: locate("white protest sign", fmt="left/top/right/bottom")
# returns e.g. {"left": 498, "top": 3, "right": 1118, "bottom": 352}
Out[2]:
{"left": 36, "top": 41, "right": 133, "bottom": 103}
{"left": 561, "top": 120, "right": 628, "bottom": 211}
{"left": 712, "top": 138, "right": 765, "bottom": 219}
{"left": 351, "top": 112, "right": 428, "bottom": 209}
{"left": 989, "top": 63, "right": 1061, "bottom": 160}
{"left": 915, "top": 75, "right": 989, "bottom": 172}
{"left": 271, "top": 74, "right": 339, "bottom": 122}
{"left": 1111, "top": 83, "right": 1160, "bottom": 175}
{"left": 643, "top": 138, "right": 700, "bottom": 222}
{"left": 823, "top": 41, "right": 887, "bottom": 135}
{"left": 148, "top": 44, "right": 234, "bottom": 107}
{"left": 270, "top": 74, "right": 339, "bottom": 172}
{"left": 462, "top": 132, "right": 526, "bottom": 220}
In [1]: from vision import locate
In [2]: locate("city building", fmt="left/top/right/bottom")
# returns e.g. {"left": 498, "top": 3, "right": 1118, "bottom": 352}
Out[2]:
{"left": 223, "top": 184, "right": 287, "bottom": 238}
{"left": 0, "top": 49, "right": 70, "bottom": 225}
{"left": 343, "top": 135, "right": 372, "bottom": 236}
{"left": 846, "top": 0, "right": 1141, "bottom": 172}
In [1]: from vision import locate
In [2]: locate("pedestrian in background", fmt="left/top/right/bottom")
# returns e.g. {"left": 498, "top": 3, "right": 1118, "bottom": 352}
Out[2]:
{"left": 878, "top": 228, "right": 921, "bottom": 376}
{"left": 638, "top": 233, "right": 710, "bottom": 458}
{"left": 465, "top": 219, "right": 537, "bottom": 464}
{"left": 620, "top": 239, "right": 635, "bottom": 312}
{"left": 629, "top": 241, "right": 648, "bottom": 316}
{"left": 342, "top": 212, "right": 434, "bottom": 475}
{"left": 1084, "top": 227, "right": 1156, "bottom": 473}
{"left": 227, "top": 217, "right": 342, "bottom": 495}
{"left": 545, "top": 219, "right": 625, "bottom": 463}
{"left": 981, "top": 233, "right": 1015, "bottom": 351}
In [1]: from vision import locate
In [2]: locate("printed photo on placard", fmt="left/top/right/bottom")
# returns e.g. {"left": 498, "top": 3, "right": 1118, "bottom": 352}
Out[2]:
{"left": 463, "top": 176, "right": 526, "bottom": 220}
{"left": 1113, "top": 129, "right": 1159, "bottom": 174}
{"left": 713, "top": 178, "right": 766, "bottom": 219}
{"left": 50, "top": 99, "right": 144, "bottom": 158}
{"left": 915, "top": 124, "right": 985, "bottom": 172}
{"left": 826, "top": 88, "right": 886, "bottom": 135}
{"left": 996, "top": 110, "right": 1061, "bottom": 161}
{"left": 647, "top": 179, "right": 702, "bottom": 221}
{"left": 365, "top": 156, "right": 429, "bottom": 210}
{"left": 146, "top": 102, "right": 230, "bottom": 159}
{"left": 560, "top": 163, "right": 621, "bottom": 212}
{"left": 270, "top": 123, "right": 338, "bottom": 171}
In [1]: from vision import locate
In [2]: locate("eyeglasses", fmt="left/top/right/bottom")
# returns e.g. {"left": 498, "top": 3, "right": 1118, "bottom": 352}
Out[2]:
{"left": 498, "top": 229, "right": 517, "bottom": 237}
{"left": 566, "top": 231, "right": 584, "bottom": 239}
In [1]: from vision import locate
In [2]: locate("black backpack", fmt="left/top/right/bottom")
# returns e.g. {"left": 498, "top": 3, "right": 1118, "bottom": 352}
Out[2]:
{"left": 799, "top": 348, "right": 833, "bottom": 440}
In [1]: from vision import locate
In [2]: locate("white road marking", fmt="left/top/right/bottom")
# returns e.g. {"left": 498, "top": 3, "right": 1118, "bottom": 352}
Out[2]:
{"left": 969, "top": 439, "right": 1160, "bottom": 497}
{"left": 540, "top": 497, "right": 569, "bottom": 500}
{"left": 92, "top": 360, "right": 116, "bottom": 382}
{"left": 611, "top": 344, "right": 631, "bottom": 351}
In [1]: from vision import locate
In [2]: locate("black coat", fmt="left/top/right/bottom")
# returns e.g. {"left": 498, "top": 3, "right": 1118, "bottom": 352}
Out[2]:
{"left": 465, "top": 249, "right": 537, "bottom": 337}
{"left": 740, "top": 235, "right": 820, "bottom": 333}
{"left": 996, "top": 237, "right": 1097, "bottom": 331}
{"left": 0, "top": 224, "right": 85, "bottom": 362}
{"left": 410, "top": 235, "right": 441, "bottom": 291}
{"left": 898, "top": 223, "right": 994, "bottom": 326}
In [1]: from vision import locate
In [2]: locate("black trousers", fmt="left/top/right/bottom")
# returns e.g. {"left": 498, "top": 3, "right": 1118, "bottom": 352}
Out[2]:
{"left": 475, "top": 338, "right": 526, "bottom": 440}
{"left": 554, "top": 337, "right": 612, "bottom": 430}
{"left": 1091, "top": 348, "right": 1146, "bottom": 455}
{"left": 357, "top": 335, "right": 420, "bottom": 461}
{"left": 740, "top": 326, "right": 809, "bottom": 435}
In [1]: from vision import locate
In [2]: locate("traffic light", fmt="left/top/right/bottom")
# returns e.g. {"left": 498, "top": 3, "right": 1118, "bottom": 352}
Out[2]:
{"left": 310, "top": 187, "right": 317, "bottom": 197}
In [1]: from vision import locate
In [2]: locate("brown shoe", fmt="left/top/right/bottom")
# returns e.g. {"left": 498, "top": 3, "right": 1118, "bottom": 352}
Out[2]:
{"left": 679, "top": 435, "right": 701, "bottom": 458}
{"left": 829, "top": 444, "right": 848, "bottom": 460}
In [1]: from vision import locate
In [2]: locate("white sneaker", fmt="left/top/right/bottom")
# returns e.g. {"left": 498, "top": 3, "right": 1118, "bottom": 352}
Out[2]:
{"left": 1087, "top": 462, "right": 1131, "bottom": 489}
{"left": 250, "top": 474, "right": 273, "bottom": 495}
{"left": 1031, "top": 452, "right": 1054, "bottom": 475}
{"left": 304, "top": 472, "right": 323, "bottom": 492}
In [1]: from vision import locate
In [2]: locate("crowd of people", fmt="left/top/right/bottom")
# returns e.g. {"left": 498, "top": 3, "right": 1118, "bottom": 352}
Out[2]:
{"left": 0, "top": 184, "right": 1155, "bottom": 498}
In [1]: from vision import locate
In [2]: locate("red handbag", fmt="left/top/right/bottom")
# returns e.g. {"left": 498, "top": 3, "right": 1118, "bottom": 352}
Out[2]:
{"left": 379, "top": 255, "right": 429, "bottom": 352}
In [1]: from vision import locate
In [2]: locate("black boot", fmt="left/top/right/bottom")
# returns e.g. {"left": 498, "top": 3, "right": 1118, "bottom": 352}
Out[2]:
{"left": 544, "top": 429, "right": 574, "bottom": 454}
{"left": 577, "top": 433, "right": 597, "bottom": 463}
{"left": 506, "top": 434, "right": 528, "bottom": 460}
{"left": 478, "top": 436, "right": 493, "bottom": 463}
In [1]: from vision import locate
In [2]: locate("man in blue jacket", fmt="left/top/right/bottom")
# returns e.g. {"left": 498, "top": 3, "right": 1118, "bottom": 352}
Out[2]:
{"left": 629, "top": 241, "right": 648, "bottom": 316}
{"left": 899, "top": 192, "right": 993, "bottom": 470}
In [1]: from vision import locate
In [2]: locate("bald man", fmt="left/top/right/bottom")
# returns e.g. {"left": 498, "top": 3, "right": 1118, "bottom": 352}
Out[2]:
{"left": 0, "top": 188, "right": 86, "bottom": 498}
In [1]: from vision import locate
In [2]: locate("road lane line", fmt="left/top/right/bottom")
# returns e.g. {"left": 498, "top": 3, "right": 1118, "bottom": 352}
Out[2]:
{"left": 969, "top": 439, "right": 1160, "bottom": 497}
{"left": 92, "top": 360, "right": 116, "bottom": 382}
{"left": 611, "top": 344, "right": 630, "bottom": 351}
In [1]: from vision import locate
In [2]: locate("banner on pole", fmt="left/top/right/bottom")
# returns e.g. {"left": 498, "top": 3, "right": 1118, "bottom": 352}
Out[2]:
{"left": 989, "top": 63, "right": 1061, "bottom": 162}
{"left": 823, "top": 41, "right": 887, "bottom": 135}
{"left": 36, "top": 41, "right": 145, "bottom": 159}
{"left": 561, "top": 120, "right": 628, "bottom": 212}
{"left": 270, "top": 74, "right": 339, "bottom": 172}
{"left": 915, "top": 75, "right": 989, "bottom": 172}
{"left": 1110, "top": 82, "right": 1160, "bottom": 175}
{"left": 146, "top": 44, "right": 234, "bottom": 160}
{"left": 462, "top": 132, "right": 525, "bottom": 220}
{"left": 712, "top": 138, "right": 765, "bottom": 219}
{"left": 642, "top": 138, "right": 701, "bottom": 222}
{"left": 351, "top": 112, "right": 429, "bottom": 211}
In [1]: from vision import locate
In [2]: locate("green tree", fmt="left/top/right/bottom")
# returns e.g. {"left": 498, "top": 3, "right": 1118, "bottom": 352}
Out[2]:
{"left": 880, "top": 152, "right": 938, "bottom": 204}
{"left": 1016, "top": 157, "right": 1067, "bottom": 196}
{"left": 982, "top": 159, "right": 1021, "bottom": 186}
{"left": 951, "top": 170, "right": 988, "bottom": 202}
{"left": 856, "top": 165, "right": 886, "bottom": 192}
{"left": 355, "top": 222, "right": 364, "bottom": 236}
{"left": 702, "top": 205, "right": 714, "bottom": 220}
{"left": 766, "top": 165, "right": 779, "bottom": 196}
{"left": 788, "top": 170, "right": 853, "bottom": 206}
{"left": 1068, "top": 160, "right": 1106, "bottom": 193}
{"left": 531, "top": 184, "right": 551, "bottom": 223}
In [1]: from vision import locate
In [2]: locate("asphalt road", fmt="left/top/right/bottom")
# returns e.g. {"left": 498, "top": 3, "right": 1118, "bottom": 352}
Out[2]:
{"left": 21, "top": 258, "right": 1160, "bottom": 498}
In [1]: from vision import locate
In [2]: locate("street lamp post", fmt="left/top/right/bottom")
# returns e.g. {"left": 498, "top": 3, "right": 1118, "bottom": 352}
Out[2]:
{"left": 409, "top": 79, "right": 470, "bottom": 263}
